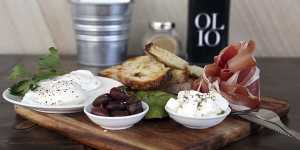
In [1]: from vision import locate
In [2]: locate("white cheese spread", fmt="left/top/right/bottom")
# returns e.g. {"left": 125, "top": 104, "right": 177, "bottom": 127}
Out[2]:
{"left": 22, "top": 70, "right": 100, "bottom": 106}
{"left": 166, "top": 90, "right": 229, "bottom": 118}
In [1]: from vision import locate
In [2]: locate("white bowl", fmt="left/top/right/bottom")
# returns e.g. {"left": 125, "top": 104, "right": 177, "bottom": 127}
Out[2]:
{"left": 84, "top": 101, "right": 149, "bottom": 130}
{"left": 165, "top": 106, "right": 231, "bottom": 129}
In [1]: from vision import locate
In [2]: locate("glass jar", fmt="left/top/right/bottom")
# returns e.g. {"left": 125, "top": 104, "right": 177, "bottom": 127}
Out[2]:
{"left": 143, "top": 21, "right": 184, "bottom": 57}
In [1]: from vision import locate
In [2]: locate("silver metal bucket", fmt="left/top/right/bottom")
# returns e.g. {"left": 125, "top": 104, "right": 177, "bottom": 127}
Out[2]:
{"left": 74, "top": 24, "right": 129, "bottom": 36}
{"left": 70, "top": 0, "right": 133, "bottom": 66}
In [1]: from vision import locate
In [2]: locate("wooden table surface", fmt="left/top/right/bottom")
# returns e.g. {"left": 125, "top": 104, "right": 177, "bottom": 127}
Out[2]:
{"left": 1, "top": 55, "right": 300, "bottom": 150}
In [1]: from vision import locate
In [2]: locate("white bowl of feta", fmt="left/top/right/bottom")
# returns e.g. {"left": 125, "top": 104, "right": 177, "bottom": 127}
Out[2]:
{"left": 165, "top": 90, "right": 231, "bottom": 129}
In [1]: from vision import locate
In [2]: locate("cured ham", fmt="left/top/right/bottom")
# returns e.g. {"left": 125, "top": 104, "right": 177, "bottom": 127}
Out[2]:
{"left": 192, "top": 40, "right": 260, "bottom": 110}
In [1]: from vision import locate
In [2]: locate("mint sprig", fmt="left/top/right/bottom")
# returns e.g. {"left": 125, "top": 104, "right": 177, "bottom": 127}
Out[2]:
{"left": 9, "top": 47, "right": 62, "bottom": 97}
{"left": 39, "top": 47, "right": 60, "bottom": 70}
{"left": 9, "top": 64, "right": 32, "bottom": 80}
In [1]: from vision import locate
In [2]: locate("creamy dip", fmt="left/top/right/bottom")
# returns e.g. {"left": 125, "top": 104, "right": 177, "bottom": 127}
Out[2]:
{"left": 166, "top": 90, "right": 229, "bottom": 118}
{"left": 22, "top": 70, "right": 101, "bottom": 106}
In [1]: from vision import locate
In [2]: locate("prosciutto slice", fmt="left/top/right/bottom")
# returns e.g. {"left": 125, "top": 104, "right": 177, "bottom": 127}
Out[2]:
{"left": 192, "top": 40, "right": 260, "bottom": 110}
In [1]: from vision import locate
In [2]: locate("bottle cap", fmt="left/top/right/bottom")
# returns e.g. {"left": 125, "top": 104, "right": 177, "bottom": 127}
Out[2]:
{"left": 150, "top": 21, "right": 175, "bottom": 31}
{"left": 70, "top": 0, "right": 131, "bottom": 4}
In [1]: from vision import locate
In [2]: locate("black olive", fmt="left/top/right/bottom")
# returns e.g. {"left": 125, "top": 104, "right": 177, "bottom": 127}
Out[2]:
{"left": 106, "top": 101, "right": 126, "bottom": 110}
{"left": 110, "top": 110, "right": 130, "bottom": 117}
{"left": 93, "top": 87, "right": 144, "bottom": 117}
{"left": 92, "top": 94, "right": 111, "bottom": 107}
{"left": 127, "top": 101, "right": 143, "bottom": 115}
{"left": 135, "top": 105, "right": 143, "bottom": 114}
{"left": 91, "top": 106, "right": 109, "bottom": 116}
{"left": 110, "top": 87, "right": 129, "bottom": 101}
{"left": 126, "top": 95, "right": 139, "bottom": 104}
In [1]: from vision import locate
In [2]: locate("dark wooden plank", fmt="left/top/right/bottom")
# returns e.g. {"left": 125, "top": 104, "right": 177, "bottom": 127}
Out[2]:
{"left": 14, "top": 97, "right": 289, "bottom": 150}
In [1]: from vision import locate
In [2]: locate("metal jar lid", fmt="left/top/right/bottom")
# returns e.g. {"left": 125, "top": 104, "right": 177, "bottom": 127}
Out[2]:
{"left": 150, "top": 21, "right": 175, "bottom": 31}
{"left": 70, "top": 0, "right": 131, "bottom": 4}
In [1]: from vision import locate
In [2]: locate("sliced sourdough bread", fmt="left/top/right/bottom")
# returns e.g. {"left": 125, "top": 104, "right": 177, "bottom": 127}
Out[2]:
{"left": 187, "top": 65, "right": 204, "bottom": 77}
{"left": 168, "top": 69, "right": 189, "bottom": 84}
{"left": 145, "top": 43, "right": 189, "bottom": 70}
{"left": 99, "top": 43, "right": 204, "bottom": 90}
{"left": 118, "top": 55, "right": 170, "bottom": 90}
{"left": 99, "top": 65, "right": 122, "bottom": 81}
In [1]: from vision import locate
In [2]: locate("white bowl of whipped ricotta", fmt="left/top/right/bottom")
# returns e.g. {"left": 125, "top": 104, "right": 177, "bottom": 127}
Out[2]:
{"left": 165, "top": 90, "right": 231, "bottom": 129}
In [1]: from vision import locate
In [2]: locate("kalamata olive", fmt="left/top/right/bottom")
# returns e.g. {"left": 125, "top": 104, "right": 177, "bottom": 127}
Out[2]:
{"left": 109, "top": 87, "right": 129, "bottom": 101}
{"left": 127, "top": 101, "right": 143, "bottom": 115}
{"left": 126, "top": 95, "right": 139, "bottom": 104}
{"left": 91, "top": 106, "right": 109, "bottom": 116}
{"left": 93, "top": 94, "right": 111, "bottom": 107}
{"left": 106, "top": 101, "right": 126, "bottom": 110}
{"left": 135, "top": 106, "right": 143, "bottom": 114}
{"left": 110, "top": 110, "right": 129, "bottom": 117}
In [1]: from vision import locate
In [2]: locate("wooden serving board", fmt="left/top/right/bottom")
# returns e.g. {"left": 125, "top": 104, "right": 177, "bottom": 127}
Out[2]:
{"left": 15, "top": 97, "right": 289, "bottom": 150}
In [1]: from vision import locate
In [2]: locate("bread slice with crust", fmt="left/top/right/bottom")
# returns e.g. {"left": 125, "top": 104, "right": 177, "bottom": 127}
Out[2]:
{"left": 99, "top": 65, "right": 190, "bottom": 90}
{"left": 168, "top": 69, "right": 189, "bottom": 84}
{"left": 145, "top": 43, "right": 189, "bottom": 70}
{"left": 99, "top": 65, "right": 122, "bottom": 81}
{"left": 118, "top": 55, "right": 170, "bottom": 90}
{"left": 187, "top": 65, "right": 203, "bottom": 77}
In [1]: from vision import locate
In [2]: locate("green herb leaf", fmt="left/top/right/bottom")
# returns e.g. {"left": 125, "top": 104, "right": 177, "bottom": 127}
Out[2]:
{"left": 38, "top": 47, "right": 60, "bottom": 70}
{"left": 9, "top": 64, "right": 31, "bottom": 80}
{"left": 135, "top": 90, "right": 175, "bottom": 119}
{"left": 9, "top": 80, "right": 36, "bottom": 96}
{"left": 32, "top": 70, "right": 60, "bottom": 82}
{"left": 9, "top": 47, "right": 62, "bottom": 97}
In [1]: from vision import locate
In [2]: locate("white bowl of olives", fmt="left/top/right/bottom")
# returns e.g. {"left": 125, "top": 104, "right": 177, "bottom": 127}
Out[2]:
{"left": 84, "top": 87, "right": 149, "bottom": 130}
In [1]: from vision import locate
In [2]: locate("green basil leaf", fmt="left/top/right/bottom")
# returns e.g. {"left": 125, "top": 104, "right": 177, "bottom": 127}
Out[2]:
{"left": 135, "top": 90, "right": 175, "bottom": 119}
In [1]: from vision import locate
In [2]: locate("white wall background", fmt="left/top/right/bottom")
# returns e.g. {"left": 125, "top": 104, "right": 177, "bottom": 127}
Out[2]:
{"left": 0, "top": 0, "right": 300, "bottom": 57}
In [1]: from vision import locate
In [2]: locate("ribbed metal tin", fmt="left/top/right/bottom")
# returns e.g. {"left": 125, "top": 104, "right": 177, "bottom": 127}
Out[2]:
{"left": 70, "top": 0, "right": 132, "bottom": 66}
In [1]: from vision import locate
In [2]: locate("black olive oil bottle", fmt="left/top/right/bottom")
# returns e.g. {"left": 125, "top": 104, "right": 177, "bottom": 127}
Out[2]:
{"left": 187, "top": 0, "right": 230, "bottom": 64}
